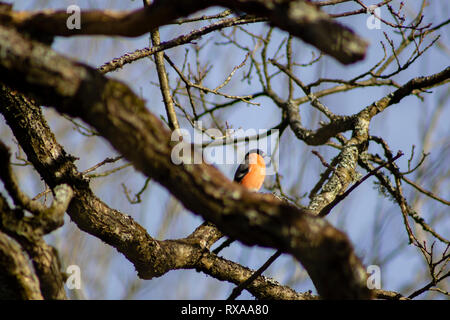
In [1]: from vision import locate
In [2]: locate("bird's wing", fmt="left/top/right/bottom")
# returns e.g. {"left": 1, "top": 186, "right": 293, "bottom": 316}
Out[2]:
{"left": 233, "top": 162, "right": 249, "bottom": 183}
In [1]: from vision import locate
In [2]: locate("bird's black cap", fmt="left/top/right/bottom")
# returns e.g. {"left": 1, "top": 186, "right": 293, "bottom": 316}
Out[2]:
{"left": 245, "top": 149, "right": 266, "bottom": 158}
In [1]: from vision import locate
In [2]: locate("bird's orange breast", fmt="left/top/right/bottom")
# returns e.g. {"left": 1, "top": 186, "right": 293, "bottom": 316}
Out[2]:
{"left": 240, "top": 153, "right": 266, "bottom": 191}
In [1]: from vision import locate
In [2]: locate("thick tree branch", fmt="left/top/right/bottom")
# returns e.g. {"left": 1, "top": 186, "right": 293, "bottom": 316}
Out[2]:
{"left": 279, "top": 67, "right": 449, "bottom": 215}
{"left": 0, "top": 85, "right": 313, "bottom": 300}
{"left": 198, "top": 250, "right": 316, "bottom": 300}
{"left": 318, "top": 151, "right": 404, "bottom": 217}
{"left": 0, "top": 141, "right": 73, "bottom": 299}
{"left": 0, "top": 24, "right": 370, "bottom": 299}
{"left": 0, "top": 142, "right": 73, "bottom": 234}
{"left": 362, "top": 66, "right": 450, "bottom": 117}
{"left": 0, "top": 228, "right": 43, "bottom": 300}
{"left": 0, "top": 192, "right": 66, "bottom": 300}
{"left": 372, "top": 289, "right": 409, "bottom": 300}
{"left": 0, "top": 0, "right": 367, "bottom": 64}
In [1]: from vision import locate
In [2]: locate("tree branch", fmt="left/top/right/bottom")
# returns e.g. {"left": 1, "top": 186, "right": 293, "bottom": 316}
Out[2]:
{"left": 0, "top": 0, "right": 368, "bottom": 64}
{"left": 0, "top": 24, "right": 371, "bottom": 299}
{"left": 0, "top": 85, "right": 314, "bottom": 300}
{"left": 0, "top": 228, "right": 43, "bottom": 300}
{"left": 150, "top": 28, "right": 180, "bottom": 130}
